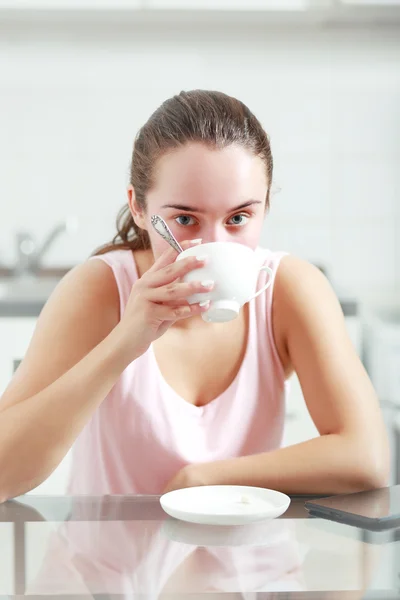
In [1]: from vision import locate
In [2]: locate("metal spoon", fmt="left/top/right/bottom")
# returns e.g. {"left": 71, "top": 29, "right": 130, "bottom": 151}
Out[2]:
{"left": 150, "top": 215, "right": 183, "bottom": 254}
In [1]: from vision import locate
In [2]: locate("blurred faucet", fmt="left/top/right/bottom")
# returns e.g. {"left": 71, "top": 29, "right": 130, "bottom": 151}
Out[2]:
{"left": 13, "top": 217, "right": 78, "bottom": 277}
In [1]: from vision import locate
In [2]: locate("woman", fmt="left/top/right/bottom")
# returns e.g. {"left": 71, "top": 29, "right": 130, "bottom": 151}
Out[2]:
{"left": 0, "top": 90, "right": 389, "bottom": 501}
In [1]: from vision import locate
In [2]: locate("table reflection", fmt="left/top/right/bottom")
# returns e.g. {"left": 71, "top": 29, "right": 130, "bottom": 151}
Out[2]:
{"left": 2, "top": 495, "right": 395, "bottom": 598}
{"left": 26, "top": 498, "right": 305, "bottom": 596}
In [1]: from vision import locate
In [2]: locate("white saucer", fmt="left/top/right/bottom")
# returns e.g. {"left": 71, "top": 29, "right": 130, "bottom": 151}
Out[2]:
{"left": 160, "top": 485, "right": 291, "bottom": 526}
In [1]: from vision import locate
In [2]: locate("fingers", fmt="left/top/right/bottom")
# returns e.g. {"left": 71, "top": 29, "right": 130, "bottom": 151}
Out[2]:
{"left": 147, "top": 279, "right": 214, "bottom": 304}
{"left": 133, "top": 239, "right": 211, "bottom": 326}
{"left": 153, "top": 299, "right": 210, "bottom": 323}
{"left": 147, "top": 245, "right": 178, "bottom": 272}
{"left": 148, "top": 239, "right": 202, "bottom": 273}
{"left": 146, "top": 254, "right": 207, "bottom": 289}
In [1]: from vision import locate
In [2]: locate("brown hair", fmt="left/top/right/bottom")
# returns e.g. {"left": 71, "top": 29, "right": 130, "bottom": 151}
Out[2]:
{"left": 94, "top": 89, "right": 273, "bottom": 256}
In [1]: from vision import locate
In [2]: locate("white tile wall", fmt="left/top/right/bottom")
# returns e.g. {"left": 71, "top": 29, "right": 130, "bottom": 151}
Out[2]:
{"left": 331, "top": 220, "right": 397, "bottom": 292}
{"left": 331, "top": 158, "right": 398, "bottom": 221}
{"left": 271, "top": 155, "right": 332, "bottom": 221}
{"left": 263, "top": 218, "right": 333, "bottom": 269}
{"left": 0, "top": 20, "right": 399, "bottom": 304}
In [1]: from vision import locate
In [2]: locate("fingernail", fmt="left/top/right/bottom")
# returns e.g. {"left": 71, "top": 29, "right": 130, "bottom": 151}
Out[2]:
{"left": 201, "top": 280, "right": 214, "bottom": 289}
{"left": 199, "top": 300, "right": 210, "bottom": 307}
{"left": 196, "top": 255, "right": 208, "bottom": 262}
{"left": 189, "top": 238, "right": 202, "bottom": 245}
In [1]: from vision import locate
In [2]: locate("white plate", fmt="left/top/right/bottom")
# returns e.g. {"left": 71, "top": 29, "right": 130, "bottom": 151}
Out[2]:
{"left": 160, "top": 485, "right": 291, "bottom": 526}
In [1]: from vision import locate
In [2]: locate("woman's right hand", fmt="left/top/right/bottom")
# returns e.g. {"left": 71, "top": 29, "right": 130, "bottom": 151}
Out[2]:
{"left": 115, "top": 241, "right": 213, "bottom": 359}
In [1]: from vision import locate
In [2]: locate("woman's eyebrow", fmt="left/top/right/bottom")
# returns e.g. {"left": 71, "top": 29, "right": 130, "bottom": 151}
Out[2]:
{"left": 160, "top": 200, "right": 263, "bottom": 213}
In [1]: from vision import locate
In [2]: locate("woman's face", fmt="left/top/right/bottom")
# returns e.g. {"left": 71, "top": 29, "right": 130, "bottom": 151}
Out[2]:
{"left": 130, "top": 142, "right": 269, "bottom": 261}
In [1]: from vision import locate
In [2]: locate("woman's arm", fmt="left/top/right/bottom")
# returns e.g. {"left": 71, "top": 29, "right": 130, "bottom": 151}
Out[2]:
{"left": 0, "top": 260, "right": 132, "bottom": 501}
{"left": 165, "top": 256, "right": 390, "bottom": 495}
{"left": 0, "top": 244, "right": 209, "bottom": 502}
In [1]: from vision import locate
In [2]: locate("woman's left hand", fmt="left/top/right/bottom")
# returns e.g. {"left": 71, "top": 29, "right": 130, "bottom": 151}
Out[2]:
{"left": 162, "top": 463, "right": 209, "bottom": 494}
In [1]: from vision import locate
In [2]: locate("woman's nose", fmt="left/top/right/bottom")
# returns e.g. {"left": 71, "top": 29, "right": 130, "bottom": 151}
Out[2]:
{"left": 200, "top": 225, "right": 230, "bottom": 244}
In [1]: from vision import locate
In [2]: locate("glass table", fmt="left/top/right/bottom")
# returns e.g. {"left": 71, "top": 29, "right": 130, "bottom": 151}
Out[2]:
{"left": 0, "top": 494, "right": 399, "bottom": 598}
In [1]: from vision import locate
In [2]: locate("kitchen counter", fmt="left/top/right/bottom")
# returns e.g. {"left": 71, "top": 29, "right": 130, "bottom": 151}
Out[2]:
{"left": 0, "top": 298, "right": 359, "bottom": 318}
{"left": 0, "top": 300, "right": 48, "bottom": 318}
{"left": 0, "top": 287, "right": 359, "bottom": 319}
{"left": 0, "top": 493, "right": 399, "bottom": 598}
{"left": 0, "top": 263, "right": 360, "bottom": 318}
{"left": 0, "top": 272, "right": 70, "bottom": 318}
{"left": 0, "top": 301, "right": 360, "bottom": 318}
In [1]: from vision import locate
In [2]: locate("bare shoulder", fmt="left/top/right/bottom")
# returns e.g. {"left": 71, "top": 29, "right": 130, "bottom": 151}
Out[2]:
{"left": 32, "top": 257, "right": 121, "bottom": 357}
{"left": 274, "top": 255, "right": 338, "bottom": 308}
{"left": 0, "top": 257, "right": 120, "bottom": 410}
{"left": 272, "top": 255, "right": 346, "bottom": 373}
{"left": 43, "top": 257, "right": 120, "bottom": 327}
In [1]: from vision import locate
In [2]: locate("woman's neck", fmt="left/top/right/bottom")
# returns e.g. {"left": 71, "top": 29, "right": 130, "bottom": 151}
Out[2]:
{"left": 133, "top": 248, "right": 154, "bottom": 278}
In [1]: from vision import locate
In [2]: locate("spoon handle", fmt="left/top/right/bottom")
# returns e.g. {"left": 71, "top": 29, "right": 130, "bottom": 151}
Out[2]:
{"left": 150, "top": 215, "right": 183, "bottom": 254}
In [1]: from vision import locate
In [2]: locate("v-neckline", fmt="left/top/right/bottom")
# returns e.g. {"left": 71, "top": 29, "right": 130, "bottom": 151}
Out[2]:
{"left": 149, "top": 301, "right": 254, "bottom": 418}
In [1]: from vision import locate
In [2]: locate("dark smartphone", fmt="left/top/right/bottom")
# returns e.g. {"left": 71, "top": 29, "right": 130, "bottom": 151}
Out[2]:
{"left": 304, "top": 485, "right": 400, "bottom": 531}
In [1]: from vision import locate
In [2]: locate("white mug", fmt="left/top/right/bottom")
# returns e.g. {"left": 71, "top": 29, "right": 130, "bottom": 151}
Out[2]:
{"left": 176, "top": 242, "right": 273, "bottom": 323}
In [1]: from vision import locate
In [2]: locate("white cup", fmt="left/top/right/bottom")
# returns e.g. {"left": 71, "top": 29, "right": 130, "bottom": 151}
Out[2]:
{"left": 176, "top": 242, "right": 273, "bottom": 323}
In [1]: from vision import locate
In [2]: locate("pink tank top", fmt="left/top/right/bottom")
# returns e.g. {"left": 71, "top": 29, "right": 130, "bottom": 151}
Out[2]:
{"left": 67, "top": 247, "right": 289, "bottom": 495}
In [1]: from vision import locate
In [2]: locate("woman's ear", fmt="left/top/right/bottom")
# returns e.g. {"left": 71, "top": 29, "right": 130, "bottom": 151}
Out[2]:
{"left": 127, "top": 185, "right": 147, "bottom": 230}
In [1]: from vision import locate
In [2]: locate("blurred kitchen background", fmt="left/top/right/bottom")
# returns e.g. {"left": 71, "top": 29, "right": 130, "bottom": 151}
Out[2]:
{"left": 0, "top": 0, "right": 399, "bottom": 492}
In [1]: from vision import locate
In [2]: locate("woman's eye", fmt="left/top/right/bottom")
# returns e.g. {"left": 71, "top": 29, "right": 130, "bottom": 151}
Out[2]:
{"left": 175, "top": 215, "right": 197, "bottom": 226}
{"left": 227, "top": 214, "right": 249, "bottom": 226}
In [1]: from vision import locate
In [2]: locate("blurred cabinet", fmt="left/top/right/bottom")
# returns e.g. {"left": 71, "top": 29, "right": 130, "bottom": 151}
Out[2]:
{"left": 339, "top": 0, "right": 400, "bottom": 4}
{"left": 0, "top": 0, "right": 141, "bottom": 8}
{"left": 364, "top": 309, "right": 400, "bottom": 407}
{"left": 0, "top": 524, "right": 13, "bottom": 595}
{"left": 282, "top": 372, "right": 318, "bottom": 448}
{"left": 0, "top": 0, "right": 310, "bottom": 7}
{"left": 144, "top": 0, "right": 311, "bottom": 9}
{"left": 364, "top": 308, "right": 400, "bottom": 485}
{"left": 0, "top": 318, "right": 36, "bottom": 397}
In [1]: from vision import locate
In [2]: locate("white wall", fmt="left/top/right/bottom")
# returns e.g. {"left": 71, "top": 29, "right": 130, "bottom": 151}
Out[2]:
{"left": 0, "top": 16, "right": 399, "bottom": 304}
